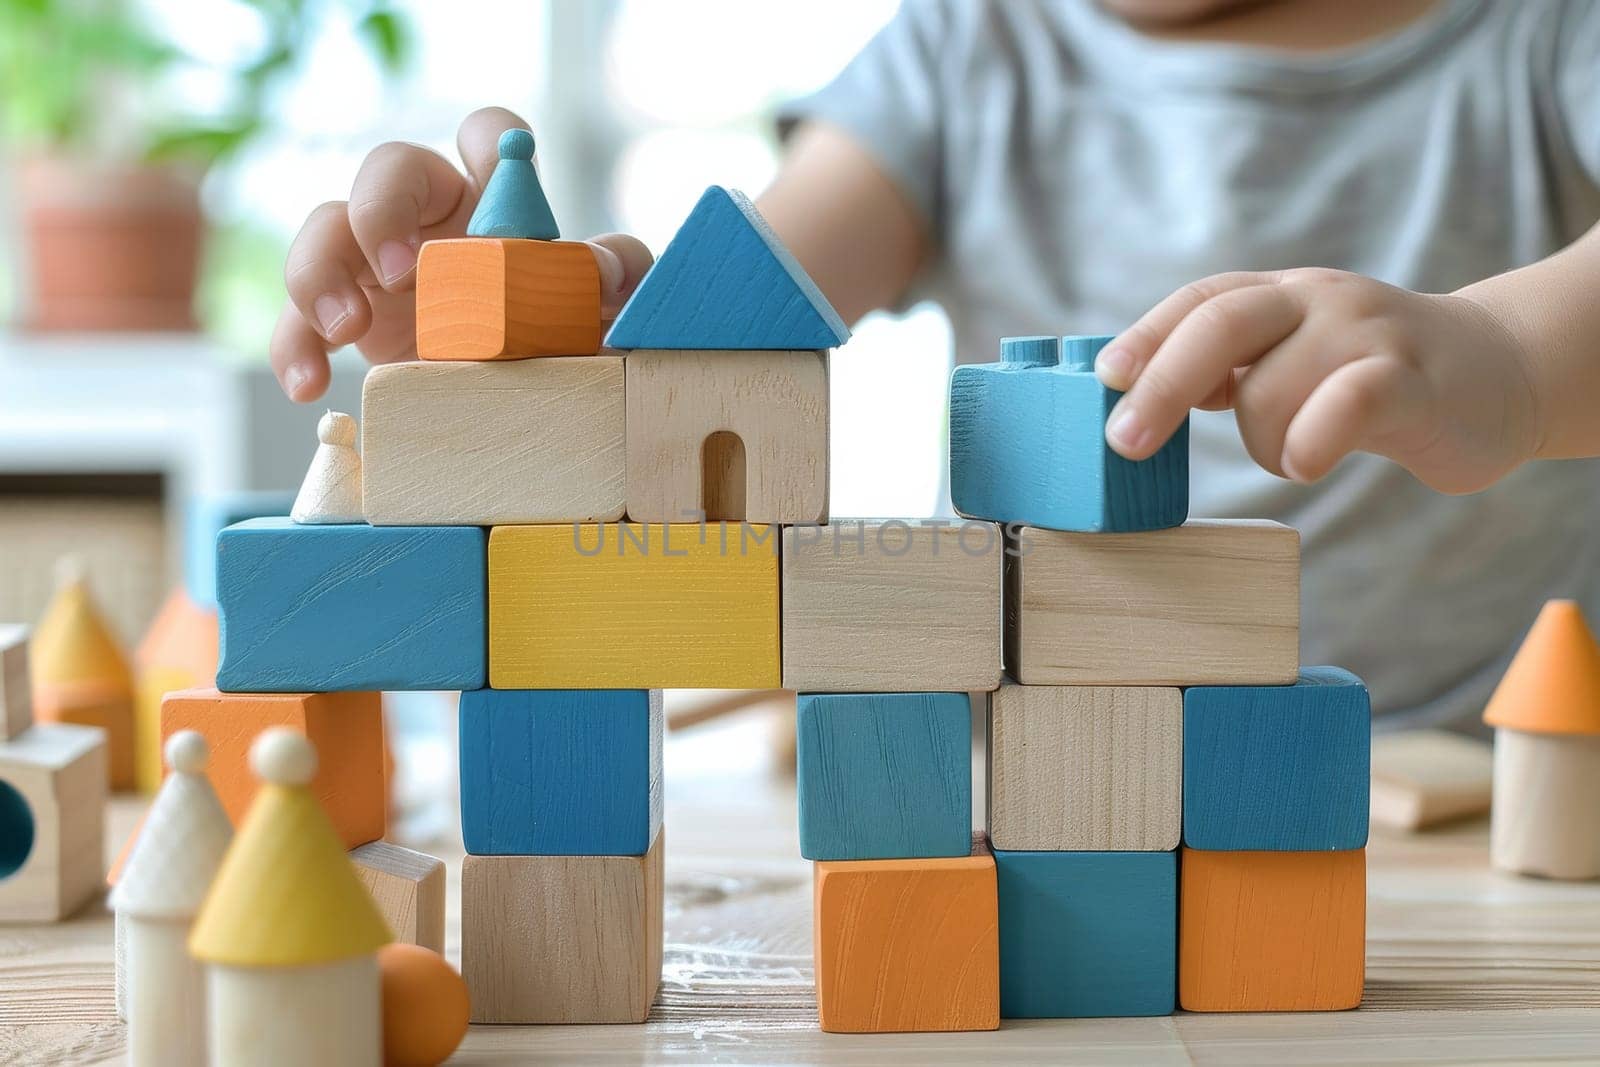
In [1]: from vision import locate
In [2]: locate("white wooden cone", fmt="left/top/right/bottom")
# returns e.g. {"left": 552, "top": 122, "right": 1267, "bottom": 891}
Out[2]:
{"left": 291, "top": 411, "right": 364, "bottom": 524}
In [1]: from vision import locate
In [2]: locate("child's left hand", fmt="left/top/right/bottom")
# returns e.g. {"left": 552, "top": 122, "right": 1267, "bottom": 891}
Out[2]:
{"left": 1094, "top": 268, "right": 1542, "bottom": 494}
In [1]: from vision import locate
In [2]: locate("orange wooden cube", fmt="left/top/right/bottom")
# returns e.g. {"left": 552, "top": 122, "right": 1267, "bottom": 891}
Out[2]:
{"left": 813, "top": 836, "right": 1000, "bottom": 1033}
{"left": 160, "top": 687, "right": 385, "bottom": 847}
{"left": 416, "top": 237, "right": 601, "bottom": 360}
{"left": 1179, "top": 847, "right": 1366, "bottom": 1012}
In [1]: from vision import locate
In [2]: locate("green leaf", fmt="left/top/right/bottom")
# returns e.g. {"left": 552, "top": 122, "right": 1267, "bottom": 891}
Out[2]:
{"left": 356, "top": 9, "right": 410, "bottom": 73}
{"left": 144, "top": 120, "right": 262, "bottom": 167}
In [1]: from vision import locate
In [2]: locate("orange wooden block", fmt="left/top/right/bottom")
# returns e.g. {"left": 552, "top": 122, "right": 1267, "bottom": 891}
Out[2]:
{"left": 813, "top": 836, "right": 999, "bottom": 1033}
{"left": 1179, "top": 847, "right": 1366, "bottom": 1012}
{"left": 416, "top": 237, "right": 601, "bottom": 360}
{"left": 160, "top": 688, "right": 385, "bottom": 847}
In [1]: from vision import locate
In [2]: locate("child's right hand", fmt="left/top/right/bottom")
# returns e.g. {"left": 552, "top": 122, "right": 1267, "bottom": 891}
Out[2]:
{"left": 269, "top": 107, "right": 654, "bottom": 402}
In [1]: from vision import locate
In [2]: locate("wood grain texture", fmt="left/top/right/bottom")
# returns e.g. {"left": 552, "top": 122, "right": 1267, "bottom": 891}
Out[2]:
{"left": 606, "top": 186, "right": 849, "bottom": 350}
{"left": 1, "top": 623, "right": 31, "bottom": 740}
{"left": 488, "top": 524, "right": 780, "bottom": 689}
{"left": 995, "top": 849, "right": 1176, "bottom": 1018}
{"left": 349, "top": 842, "right": 445, "bottom": 953}
{"left": 987, "top": 682, "right": 1181, "bottom": 852}
{"left": 0, "top": 722, "right": 106, "bottom": 921}
{"left": 1490, "top": 730, "right": 1600, "bottom": 880}
{"left": 361, "top": 358, "right": 626, "bottom": 526}
{"left": 781, "top": 521, "right": 1003, "bottom": 692}
{"left": 625, "top": 349, "right": 828, "bottom": 524}
{"left": 1370, "top": 730, "right": 1493, "bottom": 831}
{"left": 459, "top": 688, "right": 663, "bottom": 856}
{"left": 1179, "top": 847, "right": 1366, "bottom": 1012}
{"left": 183, "top": 491, "right": 297, "bottom": 610}
{"left": 813, "top": 835, "right": 999, "bottom": 1033}
{"left": 207, "top": 957, "right": 380, "bottom": 1067}
{"left": 415, "top": 238, "right": 598, "bottom": 360}
{"left": 796, "top": 692, "right": 970, "bottom": 860}
{"left": 216, "top": 519, "right": 486, "bottom": 692}
{"left": 123, "top": 918, "right": 204, "bottom": 1066}
{"left": 1183, "top": 668, "right": 1370, "bottom": 852}
{"left": 461, "top": 830, "right": 664, "bottom": 1024}
{"left": 1006, "top": 520, "right": 1300, "bottom": 686}
{"left": 160, "top": 689, "right": 385, "bottom": 848}
{"left": 950, "top": 336, "right": 1188, "bottom": 532}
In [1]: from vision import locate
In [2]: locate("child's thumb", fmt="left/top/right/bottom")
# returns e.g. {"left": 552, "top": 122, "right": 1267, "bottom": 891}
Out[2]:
{"left": 588, "top": 233, "right": 655, "bottom": 321}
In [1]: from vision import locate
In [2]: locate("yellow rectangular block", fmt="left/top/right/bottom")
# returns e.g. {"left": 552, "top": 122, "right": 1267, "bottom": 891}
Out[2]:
{"left": 489, "top": 523, "right": 780, "bottom": 689}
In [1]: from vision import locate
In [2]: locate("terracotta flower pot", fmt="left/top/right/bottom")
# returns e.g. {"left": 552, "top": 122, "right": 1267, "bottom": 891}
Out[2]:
{"left": 18, "top": 156, "right": 204, "bottom": 332}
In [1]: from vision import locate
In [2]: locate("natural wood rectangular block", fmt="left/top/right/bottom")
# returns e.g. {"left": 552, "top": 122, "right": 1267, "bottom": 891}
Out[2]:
{"left": 461, "top": 831, "right": 664, "bottom": 1023}
{"left": 1006, "top": 520, "right": 1299, "bottom": 686}
{"left": 1, "top": 624, "right": 31, "bottom": 740}
{"left": 987, "top": 682, "right": 1181, "bottom": 851}
{"left": 782, "top": 521, "right": 1003, "bottom": 692}
{"left": 350, "top": 841, "right": 445, "bottom": 953}
{"left": 362, "top": 359, "right": 625, "bottom": 526}
{"left": 416, "top": 237, "right": 601, "bottom": 360}
{"left": 488, "top": 524, "right": 779, "bottom": 689}
{"left": 0, "top": 723, "right": 106, "bottom": 921}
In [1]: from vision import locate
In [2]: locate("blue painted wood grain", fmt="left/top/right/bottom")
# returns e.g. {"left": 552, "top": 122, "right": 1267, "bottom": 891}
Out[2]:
{"left": 1183, "top": 666, "right": 1371, "bottom": 851}
{"left": 949, "top": 335, "right": 1189, "bottom": 533}
{"left": 996, "top": 849, "right": 1176, "bottom": 1018}
{"left": 466, "top": 129, "right": 560, "bottom": 240}
{"left": 216, "top": 518, "right": 486, "bottom": 692}
{"left": 183, "top": 490, "right": 296, "bottom": 608}
{"left": 796, "top": 692, "right": 971, "bottom": 860}
{"left": 605, "top": 186, "right": 850, "bottom": 351}
{"left": 459, "top": 688, "right": 662, "bottom": 856}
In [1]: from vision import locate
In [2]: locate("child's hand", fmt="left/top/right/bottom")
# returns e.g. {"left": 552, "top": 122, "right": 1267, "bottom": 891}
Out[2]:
{"left": 269, "top": 107, "right": 654, "bottom": 402}
{"left": 1094, "top": 269, "right": 1542, "bottom": 494}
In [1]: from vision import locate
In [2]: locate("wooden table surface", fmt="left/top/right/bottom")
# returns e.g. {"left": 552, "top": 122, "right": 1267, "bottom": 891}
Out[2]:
{"left": 4, "top": 737, "right": 1600, "bottom": 1066}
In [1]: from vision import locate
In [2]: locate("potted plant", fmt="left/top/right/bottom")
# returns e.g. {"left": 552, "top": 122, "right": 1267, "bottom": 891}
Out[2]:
{"left": 0, "top": 0, "right": 410, "bottom": 333}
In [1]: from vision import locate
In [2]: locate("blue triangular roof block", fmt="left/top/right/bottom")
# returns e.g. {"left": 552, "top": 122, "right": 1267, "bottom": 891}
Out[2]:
{"left": 606, "top": 186, "right": 849, "bottom": 350}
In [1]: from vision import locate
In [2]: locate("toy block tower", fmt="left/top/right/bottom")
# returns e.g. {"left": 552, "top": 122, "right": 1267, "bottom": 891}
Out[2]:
{"left": 949, "top": 333, "right": 1369, "bottom": 1018}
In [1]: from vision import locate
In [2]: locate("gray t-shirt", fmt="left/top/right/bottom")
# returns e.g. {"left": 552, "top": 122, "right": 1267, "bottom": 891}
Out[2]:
{"left": 786, "top": 0, "right": 1600, "bottom": 728}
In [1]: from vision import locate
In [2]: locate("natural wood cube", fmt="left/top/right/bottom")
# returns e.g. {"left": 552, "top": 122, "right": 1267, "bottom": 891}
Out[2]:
{"left": 0, "top": 723, "right": 106, "bottom": 921}
{"left": 350, "top": 841, "right": 445, "bottom": 953}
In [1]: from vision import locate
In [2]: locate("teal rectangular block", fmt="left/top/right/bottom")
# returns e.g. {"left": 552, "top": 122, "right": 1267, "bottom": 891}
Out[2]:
{"left": 1183, "top": 666, "right": 1371, "bottom": 851}
{"left": 184, "top": 490, "right": 296, "bottom": 608}
{"left": 217, "top": 518, "right": 486, "bottom": 691}
{"left": 949, "top": 335, "right": 1188, "bottom": 532}
{"left": 797, "top": 692, "right": 971, "bottom": 860}
{"left": 459, "top": 688, "right": 662, "bottom": 855}
{"left": 996, "top": 849, "right": 1176, "bottom": 1018}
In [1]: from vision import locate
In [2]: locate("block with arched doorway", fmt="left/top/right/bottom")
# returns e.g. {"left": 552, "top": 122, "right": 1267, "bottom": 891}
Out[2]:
{"left": 0, "top": 721, "right": 107, "bottom": 922}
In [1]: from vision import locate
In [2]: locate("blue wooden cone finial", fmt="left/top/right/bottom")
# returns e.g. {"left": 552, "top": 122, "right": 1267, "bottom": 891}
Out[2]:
{"left": 467, "top": 128, "right": 560, "bottom": 240}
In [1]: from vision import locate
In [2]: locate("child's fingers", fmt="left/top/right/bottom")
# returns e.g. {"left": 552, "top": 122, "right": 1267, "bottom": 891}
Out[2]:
{"left": 1279, "top": 357, "right": 1413, "bottom": 482}
{"left": 456, "top": 107, "right": 532, "bottom": 193}
{"left": 270, "top": 303, "right": 334, "bottom": 402}
{"left": 347, "top": 142, "right": 474, "bottom": 292}
{"left": 1227, "top": 327, "right": 1353, "bottom": 478}
{"left": 587, "top": 233, "right": 656, "bottom": 321}
{"left": 1106, "top": 284, "right": 1306, "bottom": 460}
{"left": 284, "top": 201, "right": 376, "bottom": 348}
{"left": 1097, "top": 270, "right": 1276, "bottom": 390}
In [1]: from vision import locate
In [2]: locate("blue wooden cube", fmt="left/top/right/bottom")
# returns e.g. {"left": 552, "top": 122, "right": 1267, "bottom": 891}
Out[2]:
{"left": 216, "top": 518, "right": 486, "bottom": 691}
{"left": 949, "top": 335, "right": 1188, "bottom": 532}
{"left": 797, "top": 692, "right": 971, "bottom": 860}
{"left": 459, "top": 688, "right": 662, "bottom": 855}
{"left": 995, "top": 849, "right": 1176, "bottom": 1018}
{"left": 1183, "top": 666, "right": 1371, "bottom": 851}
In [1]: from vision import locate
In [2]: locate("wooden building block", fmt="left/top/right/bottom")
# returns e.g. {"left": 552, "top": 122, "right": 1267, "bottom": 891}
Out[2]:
{"left": 291, "top": 412, "right": 364, "bottom": 524}
{"left": 951, "top": 335, "right": 1188, "bottom": 532}
{"left": 183, "top": 491, "right": 297, "bottom": 610}
{"left": 459, "top": 688, "right": 662, "bottom": 855}
{"left": 489, "top": 523, "right": 779, "bottom": 689}
{"left": 217, "top": 519, "right": 486, "bottom": 692}
{"left": 1370, "top": 730, "right": 1492, "bottom": 831}
{"left": 1, "top": 624, "right": 32, "bottom": 740}
{"left": 625, "top": 349, "right": 828, "bottom": 524}
{"left": 350, "top": 841, "right": 445, "bottom": 953}
{"left": 1006, "top": 519, "right": 1299, "bottom": 686}
{"left": 466, "top": 129, "right": 560, "bottom": 240}
{"left": 987, "top": 682, "right": 1181, "bottom": 851}
{"left": 361, "top": 358, "right": 625, "bottom": 526}
{"left": 1184, "top": 668, "right": 1370, "bottom": 852}
{"left": 796, "top": 692, "right": 971, "bottom": 860}
{"left": 813, "top": 836, "right": 999, "bottom": 1033}
{"left": 415, "top": 237, "right": 600, "bottom": 360}
{"left": 606, "top": 186, "right": 849, "bottom": 351}
{"left": 1179, "top": 847, "right": 1366, "bottom": 1012}
{"left": 995, "top": 849, "right": 1176, "bottom": 1018}
{"left": 782, "top": 520, "right": 1003, "bottom": 692}
{"left": 132, "top": 589, "right": 218, "bottom": 793}
{"left": 461, "top": 830, "right": 664, "bottom": 1023}
{"left": 0, "top": 722, "right": 106, "bottom": 921}
{"left": 161, "top": 688, "right": 385, "bottom": 848}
